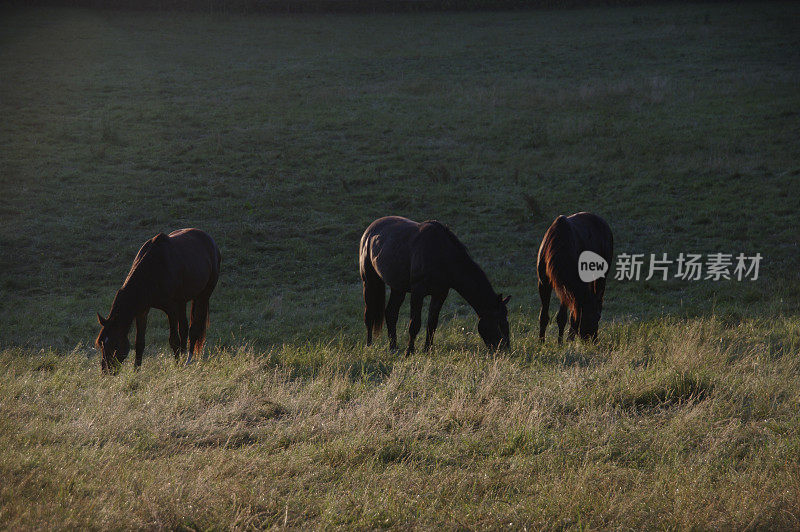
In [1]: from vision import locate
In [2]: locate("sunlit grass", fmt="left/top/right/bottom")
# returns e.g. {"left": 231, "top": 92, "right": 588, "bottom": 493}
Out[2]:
{"left": 2, "top": 317, "right": 799, "bottom": 528}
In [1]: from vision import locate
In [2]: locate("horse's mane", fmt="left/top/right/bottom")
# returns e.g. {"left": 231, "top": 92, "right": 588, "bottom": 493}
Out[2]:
{"left": 106, "top": 234, "right": 169, "bottom": 324}
{"left": 539, "top": 216, "right": 586, "bottom": 318}
{"left": 424, "top": 220, "right": 500, "bottom": 313}
{"left": 124, "top": 234, "right": 164, "bottom": 283}
{"left": 424, "top": 220, "right": 473, "bottom": 259}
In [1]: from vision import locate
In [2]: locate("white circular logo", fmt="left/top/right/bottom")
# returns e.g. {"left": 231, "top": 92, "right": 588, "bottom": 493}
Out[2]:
{"left": 578, "top": 251, "right": 608, "bottom": 283}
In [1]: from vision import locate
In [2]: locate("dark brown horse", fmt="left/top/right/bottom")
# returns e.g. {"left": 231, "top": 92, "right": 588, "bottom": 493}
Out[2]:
{"left": 360, "top": 216, "right": 510, "bottom": 355}
{"left": 537, "top": 212, "right": 613, "bottom": 342}
{"left": 96, "top": 228, "right": 221, "bottom": 373}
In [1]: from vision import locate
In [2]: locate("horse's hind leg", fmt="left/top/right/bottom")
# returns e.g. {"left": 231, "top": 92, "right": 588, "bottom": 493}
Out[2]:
{"left": 188, "top": 296, "right": 211, "bottom": 364}
{"left": 538, "top": 280, "right": 552, "bottom": 342}
{"left": 556, "top": 304, "right": 568, "bottom": 344}
{"left": 362, "top": 270, "right": 385, "bottom": 347}
{"left": 424, "top": 289, "right": 448, "bottom": 351}
{"left": 134, "top": 310, "right": 148, "bottom": 369}
{"left": 385, "top": 289, "right": 406, "bottom": 351}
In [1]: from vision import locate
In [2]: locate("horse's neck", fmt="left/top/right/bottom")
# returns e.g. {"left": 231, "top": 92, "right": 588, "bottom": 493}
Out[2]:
{"left": 452, "top": 260, "right": 496, "bottom": 317}
{"left": 109, "top": 279, "right": 151, "bottom": 326}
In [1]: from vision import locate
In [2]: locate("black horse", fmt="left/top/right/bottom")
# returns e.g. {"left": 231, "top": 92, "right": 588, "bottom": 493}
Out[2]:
{"left": 96, "top": 228, "right": 221, "bottom": 373}
{"left": 537, "top": 212, "right": 613, "bottom": 342}
{"left": 359, "top": 216, "right": 510, "bottom": 355}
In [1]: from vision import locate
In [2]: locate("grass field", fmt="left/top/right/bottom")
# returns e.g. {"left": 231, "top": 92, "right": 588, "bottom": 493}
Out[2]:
{"left": 1, "top": 1, "right": 800, "bottom": 528}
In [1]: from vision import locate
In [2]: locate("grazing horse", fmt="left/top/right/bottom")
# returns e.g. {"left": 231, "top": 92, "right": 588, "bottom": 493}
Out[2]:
{"left": 96, "top": 228, "right": 221, "bottom": 373}
{"left": 359, "top": 216, "right": 510, "bottom": 355}
{"left": 537, "top": 212, "right": 613, "bottom": 342}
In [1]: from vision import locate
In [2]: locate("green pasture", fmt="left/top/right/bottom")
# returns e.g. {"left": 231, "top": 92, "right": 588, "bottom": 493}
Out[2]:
{"left": 1, "top": 2, "right": 799, "bottom": 528}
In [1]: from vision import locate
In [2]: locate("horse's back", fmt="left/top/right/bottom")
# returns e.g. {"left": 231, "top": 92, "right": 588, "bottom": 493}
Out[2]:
{"left": 564, "top": 212, "right": 613, "bottom": 261}
{"left": 360, "top": 216, "right": 420, "bottom": 290}
{"left": 121, "top": 229, "right": 217, "bottom": 306}
{"left": 167, "top": 229, "right": 220, "bottom": 290}
{"left": 167, "top": 228, "right": 220, "bottom": 268}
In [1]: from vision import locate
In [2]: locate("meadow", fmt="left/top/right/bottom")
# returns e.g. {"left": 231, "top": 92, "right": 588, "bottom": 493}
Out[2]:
{"left": 1, "top": 1, "right": 799, "bottom": 528}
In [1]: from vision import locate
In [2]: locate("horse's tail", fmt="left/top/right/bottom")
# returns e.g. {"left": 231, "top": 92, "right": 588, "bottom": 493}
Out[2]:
{"left": 360, "top": 251, "right": 385, "bottom": 336}
{"left": 538, "top": 215, "right": 580, "bottom": 318}
{"left": 190, "top": 299, "right": 210, "bottom": 354}
{"left": 190, "top": 252, "right": 220, "bottom": 355}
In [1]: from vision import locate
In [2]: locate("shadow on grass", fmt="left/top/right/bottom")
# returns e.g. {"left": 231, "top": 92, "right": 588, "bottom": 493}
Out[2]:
{"left": 345, "top": 359, "right": 393, "bottom": 385}
{"left": 261, "top": 351, "right": 394, "bottom": 386}
{"left": 526, "top": 344, "right": 596, "bottom": 368}
{"left": 376, "top": 439, "right": 412, "bottom": 464}
{"left": 612, "top": 371, "right": 714, "bottom": 411}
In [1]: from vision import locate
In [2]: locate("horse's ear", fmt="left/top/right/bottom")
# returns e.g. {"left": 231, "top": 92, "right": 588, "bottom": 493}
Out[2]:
{"left": 502, "top": 295, "right": 511, "bottom": 305}
{"left": 97, "top": 312, "right": 107, "bottom": 327}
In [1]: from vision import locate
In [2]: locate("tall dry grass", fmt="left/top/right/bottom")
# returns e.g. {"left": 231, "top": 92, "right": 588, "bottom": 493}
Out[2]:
{"left": 2, "top": 317, "right": 799, "bottom": 528}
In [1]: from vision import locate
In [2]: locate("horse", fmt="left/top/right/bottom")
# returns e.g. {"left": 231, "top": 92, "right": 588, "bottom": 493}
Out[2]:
{"left": 96, "top": 228, "right": 221, "bottom": 374}
{"left": 537, "top": 212, "right": 613, "bottom": 343}
{"left": 359, "top": 216, "right": 510, "bottom": 355}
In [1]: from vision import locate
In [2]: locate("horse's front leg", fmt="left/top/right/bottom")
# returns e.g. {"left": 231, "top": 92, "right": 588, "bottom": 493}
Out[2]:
{"left": 567, "top": 312, "right": 578, "bottom": 342}
{"left": 538, "top": 281, "right": 552, "bottom": 342}
{"left": 406, "top": 284, "right": 425, "bottom": 356}
{"left": 385, "top": 289, "right": 406, "bottom": 352}
{"left": 134, "top": 310, "right": 148, "bottom": 369}
{"left": 177, "top": 303, "right": 189, "bottom": 363}
{"left": 424, "top": 289, "right": 448, "bottom": 351}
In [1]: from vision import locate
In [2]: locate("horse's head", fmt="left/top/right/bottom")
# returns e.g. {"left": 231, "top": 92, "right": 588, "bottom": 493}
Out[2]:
{"left": 96, "top": 313, "right": 129, "bottom": 374}
{"left": 578, "top": 295, "right": 602, "bottom": 342}
{"left": 478, "top": 294, "right": 511, "bottom": 350}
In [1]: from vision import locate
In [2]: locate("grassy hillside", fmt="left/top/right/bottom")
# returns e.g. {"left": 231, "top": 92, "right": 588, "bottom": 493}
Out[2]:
{"left": 1, "top": 2, "right": 799, "bottom": 528}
